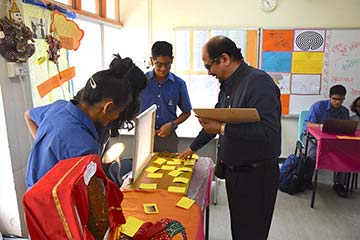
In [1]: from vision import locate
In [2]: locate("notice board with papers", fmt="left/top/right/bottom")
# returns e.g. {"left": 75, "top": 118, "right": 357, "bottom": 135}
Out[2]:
{"left": 259, "top": 28, "right": 360, "bottom": 115}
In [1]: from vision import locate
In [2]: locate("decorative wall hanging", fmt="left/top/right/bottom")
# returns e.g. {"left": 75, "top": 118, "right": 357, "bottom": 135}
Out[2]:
{"left": 0, "top": 0, "right": 35, "bottom": 62}
{"left": 50, "top": 11, "right": 84, "bottom": 51}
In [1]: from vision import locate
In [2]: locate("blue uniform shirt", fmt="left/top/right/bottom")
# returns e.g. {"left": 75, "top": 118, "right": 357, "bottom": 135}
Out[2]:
{"left": 140, "top": 70, "right": 192, "bottom": 130}
{"left": 26, "top": 100, "right": 99, "bottom": 188}
{"left": 304, "top": 99, "right": 350, "bottom": 131}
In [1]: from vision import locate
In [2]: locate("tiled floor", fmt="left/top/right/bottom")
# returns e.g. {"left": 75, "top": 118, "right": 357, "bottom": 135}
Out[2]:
{"left": 209, "top": 170, "right": 360, "bottom": 240}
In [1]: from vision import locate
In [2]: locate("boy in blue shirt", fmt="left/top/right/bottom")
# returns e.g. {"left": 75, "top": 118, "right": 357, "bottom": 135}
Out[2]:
{"left": 140, "top": 41, "right": 192, "bottom": 152}
{"left": 303, "top": 84, "right": 350, "bottom": 197}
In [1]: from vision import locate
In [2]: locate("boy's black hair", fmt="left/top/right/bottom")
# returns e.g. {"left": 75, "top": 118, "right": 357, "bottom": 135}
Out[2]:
{"left": 151, "top": 41, "right": 173, "bottom": 58}
{"left": 329, "top": 84, "right": 347, "bottom": 96}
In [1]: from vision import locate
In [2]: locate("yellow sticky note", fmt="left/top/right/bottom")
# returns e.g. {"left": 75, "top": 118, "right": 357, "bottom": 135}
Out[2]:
{"left": 168, "top": 186, "right": 186, "bottom": 194}
{"left": 191, "top": 154, "right": 199, "bottom": 160}
{"left": 176, "top": 196, "right": 195, "bottom": 209}
{"left": 121, "top": 216, "right": 144, "bottom": 237}
{"left": 145, "top": 166, "right": 160, "bottom": 173}
{"left": 173, "top": 177, "right": 189, "bottom": 184}
{"left": 167, "top": 161, "right": 181, "bottom": 165}
{"left": 168, "top": 170, "right": 183, "bottom": 177}
{"left": 178, "top": 167, "right": 193, "bottom": 172}
{"left": 172, "top": 158, "right": 183, "bottom": 163}
{"left": 147, "top": 173, "right": 163, "bottom": 179}
{"left": 184, "top": 160, "right": 195, "bottom": 166}
{"left": 161, "top": 165, "right": 176, "bottom": 171}
{"left": 143, "top": 203, "right": 159, "bottom": 214}
{"left": 154, "top": 158, "right": 167, "bottom": 165}
{"left": 139, "top": 183, "right": 157, "bottom": 190}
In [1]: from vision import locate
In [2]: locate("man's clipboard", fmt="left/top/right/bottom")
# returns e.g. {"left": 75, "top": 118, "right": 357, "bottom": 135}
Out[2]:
{"left": 193, "top": 108, "right": 260, "bottom": 124}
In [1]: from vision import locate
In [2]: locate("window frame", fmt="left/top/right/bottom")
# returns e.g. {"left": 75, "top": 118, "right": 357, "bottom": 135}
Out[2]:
{"left": 50, "top": 0, "right": 121, "bottom": 26}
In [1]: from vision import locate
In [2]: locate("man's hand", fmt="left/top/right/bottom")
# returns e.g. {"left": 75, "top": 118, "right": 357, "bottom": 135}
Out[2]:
{"left": 198, "top": 118, "right": 222, "bottom": 134}
{"left": 178, "top": 147, "right": 194, "bottom": 159}
{"left": 156, "top": 122, "right": 173, "bottom": 138}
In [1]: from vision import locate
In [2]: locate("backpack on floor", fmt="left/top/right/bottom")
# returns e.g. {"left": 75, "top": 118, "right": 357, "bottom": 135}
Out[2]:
{"left": 279, "top": 153, "right": 306, "bottom": 195}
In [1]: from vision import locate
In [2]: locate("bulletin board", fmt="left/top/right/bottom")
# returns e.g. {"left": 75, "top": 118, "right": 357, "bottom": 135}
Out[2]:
{"left": 259, "top": 28, "right": 360, "bottom": 115}
{"left": 174, "top": 28, "right": 259, "bottom": 137}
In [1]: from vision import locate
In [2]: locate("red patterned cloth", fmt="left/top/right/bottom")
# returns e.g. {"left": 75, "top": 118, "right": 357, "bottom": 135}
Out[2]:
{"left": 23, "top": 154, "right": 125, "bottom": 240}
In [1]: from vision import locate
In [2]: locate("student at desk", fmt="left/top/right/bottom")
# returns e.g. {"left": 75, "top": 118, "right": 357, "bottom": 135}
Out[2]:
{"left": 350, "top": 96, "right": 360, "bottom": 129}
{"left": 24, "top": 56, "right": 148, "bottom": 188}
{"left": 140, "top": 41, "right": 192, "bottom": 152}
{"left": 303, "top": 84, "right": 350, "bottom": 197}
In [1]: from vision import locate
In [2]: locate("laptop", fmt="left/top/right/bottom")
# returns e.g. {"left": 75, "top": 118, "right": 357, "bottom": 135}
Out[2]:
{"left": 322, "top": 119, "right": 358, "bottom": 135}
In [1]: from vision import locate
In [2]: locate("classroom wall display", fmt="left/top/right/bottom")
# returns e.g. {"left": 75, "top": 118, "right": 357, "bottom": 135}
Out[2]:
{"left": 174, "top": 28, "right": 259, "bottom": 137}
{"left": 23, "top": 3, "right": 71, "bottom": 107}
{"left": 260, "top": 28, "right": 360, "bottom": 115}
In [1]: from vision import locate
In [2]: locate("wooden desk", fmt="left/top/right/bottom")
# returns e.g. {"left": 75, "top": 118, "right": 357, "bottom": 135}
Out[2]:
{"left": 306, "top": 126, "right": 360, "bottom": 208}
{"left": 122, "top": 156, "right": 214, "bottom": 239}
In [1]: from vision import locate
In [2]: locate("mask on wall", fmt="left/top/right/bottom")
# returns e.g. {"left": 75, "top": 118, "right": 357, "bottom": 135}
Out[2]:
{"left": 0, "top": 0, "right": 35, "bottom": 62}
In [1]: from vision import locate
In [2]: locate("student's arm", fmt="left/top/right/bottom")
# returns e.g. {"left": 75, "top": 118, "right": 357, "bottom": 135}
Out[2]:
{"left": 24, "top": 111, "right": 38, "bottom": 139}
{"left": 172, "top": 111, "right": 191, "bottom": 126}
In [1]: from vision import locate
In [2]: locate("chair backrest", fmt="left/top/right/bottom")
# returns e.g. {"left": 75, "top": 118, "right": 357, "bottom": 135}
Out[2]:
{"left": 297, "top": 110, "right": 309, "bottom": 143}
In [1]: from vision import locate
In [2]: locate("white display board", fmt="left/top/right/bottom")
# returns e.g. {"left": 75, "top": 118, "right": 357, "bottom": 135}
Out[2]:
{"left": 130, "top": 104, "right": 156, "bottom": 184}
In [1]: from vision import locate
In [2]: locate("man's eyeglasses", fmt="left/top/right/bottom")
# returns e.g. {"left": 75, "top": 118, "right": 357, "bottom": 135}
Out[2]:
{"left": 331, "top": 97, "right": 345, "bottom": 101}
{"left": 154, "top": 61, "right": 172, "bottom": 68}
{"left": 204, "top": 57, "right": 220, "bottom": 71}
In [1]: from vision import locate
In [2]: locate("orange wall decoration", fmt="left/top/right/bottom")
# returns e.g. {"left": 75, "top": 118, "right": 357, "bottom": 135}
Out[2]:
{"left": 37, "top": 67, "right": 76, "bottom": 98}
{"left": 50, "top": 11, "right": 84, "bottom": 50}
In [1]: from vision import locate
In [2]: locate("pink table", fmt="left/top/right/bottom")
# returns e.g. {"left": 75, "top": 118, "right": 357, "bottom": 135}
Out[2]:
{"left": 307, "top": 126, "right": 360, "bottom": 208}
{"left": 307, "top": 126, "right": 360, "bottom": 172}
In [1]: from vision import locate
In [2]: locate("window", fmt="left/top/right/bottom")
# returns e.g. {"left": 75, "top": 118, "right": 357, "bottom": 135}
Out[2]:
{"left": 81, "top": 0, "right": 99, "bottom": 14}
{"left": 68, "top": 19, "right": 124, "bottom": 95}
{"left": 49, "top": 0, "right": 121, "bottom": 26}
{"left": 68, "top": 19, "right": 102, "bottom": 94}
{"left": 53, "top": 0, "right": 71, "bottom": 5}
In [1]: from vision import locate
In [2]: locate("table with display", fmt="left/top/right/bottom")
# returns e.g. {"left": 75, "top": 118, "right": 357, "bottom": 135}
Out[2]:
{"left": 122, "top": 153, "right": 214, "bottom": 239}
{"left": 306, "top": 126, "right": 360, "bottom": 208}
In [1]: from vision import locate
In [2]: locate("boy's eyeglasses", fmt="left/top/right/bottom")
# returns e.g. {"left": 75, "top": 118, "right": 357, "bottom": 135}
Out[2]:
{"left": 331, "top": 97, "right": 345, "bottom": 102}
{"left": 204, "top": 57, "right": 220, "bottom": 71}
{"left": 154, "top": 61, "right": 172, "bottom": 68}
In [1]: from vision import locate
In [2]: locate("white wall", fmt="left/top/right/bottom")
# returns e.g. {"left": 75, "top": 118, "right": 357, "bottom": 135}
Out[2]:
{"left": 119, "top": 0, "right": 360, "bottom": 157}
{"left": 0, "top": 76, "right": 21, "bottom": 236}
{"left": 0, "top": 1, "right": 33, "bottom": 236}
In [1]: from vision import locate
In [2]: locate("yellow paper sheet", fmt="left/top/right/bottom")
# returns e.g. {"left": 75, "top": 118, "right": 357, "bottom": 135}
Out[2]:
{"left": 177, "top": 167, "right": 193, "bottom": 172}
{"left": 191, "top": 154, "right": 199, "bottom": 160}
{"left": 168, "top": 186, "right": 186, "bottom": 194}
{"left": 171, "top": 158, "right": 183, "bottom": 163}
{"left": 153, "top": 158, "right": 167, "bottom": 165}
{"left": 161, "top": 165, "right": 176, "bottom": 171}
{"left": 145, "top": 166, "right": 160, "bottom": 173}
{"left": 176, "top": 197, "right": 195, "bottom": 209}
{"left": 139, "top": 183, "right": 157, "bottom": 190}
{"left": 292, "top": 52, "right": 324, "bottom": 74}
{"left": 168, "top": 170, "right": 183, "bottom": 177}
{"left": 147, "top": 173, "right": 163, "bottom": 179}
{"left": 337, "top": 135, "right": 360, "bottom": 140}
{"left": 121, "top": 216, "right": 144, "bottom": 237}
{"left": 167, "top": 161, "right": 181, "bottom": 165}
{"left": 173, "top": 177, "right": 189, "bottom": 184}
{"left": 184, "top": 160, "right": 195, "bottom": 166}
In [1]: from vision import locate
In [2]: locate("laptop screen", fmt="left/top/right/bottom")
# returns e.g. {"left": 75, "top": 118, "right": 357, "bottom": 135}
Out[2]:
{"left": 322, "top": 119, "right": 358, "bottom": 135}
